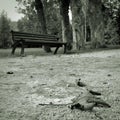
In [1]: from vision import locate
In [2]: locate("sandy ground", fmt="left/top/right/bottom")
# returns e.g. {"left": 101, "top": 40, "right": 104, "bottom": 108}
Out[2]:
{"left": 0, "top": 48, "right": 120, "bottom": 120}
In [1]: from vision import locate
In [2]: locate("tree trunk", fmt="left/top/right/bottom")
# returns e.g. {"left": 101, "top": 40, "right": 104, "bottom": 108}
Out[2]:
{"left": 71, "top": 0, "right": 105, "bottom": 50}
{"left": 59, "top": 0, "right": 73, "bottom": 51}
{"left": 71, "top": 0, "right": 86, "bottom": 50}
{"left": 35, "top": 0, "right": 51, "bottom": 52}
{"left": 88, "top": 0, "right": 105, "bottom": 48}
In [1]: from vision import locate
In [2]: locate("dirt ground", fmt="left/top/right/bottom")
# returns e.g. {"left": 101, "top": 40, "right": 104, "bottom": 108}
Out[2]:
{"left": 0, "top": 48, "right": 120, "bottom": 120}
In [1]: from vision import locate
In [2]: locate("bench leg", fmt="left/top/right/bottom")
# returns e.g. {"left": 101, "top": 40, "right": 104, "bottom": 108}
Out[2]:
{"left": 11, "top": 46, "right": 16, "bottom": 55}
{"left": 11, "top": 42, "right": 20, "bottom": 55}
{"left": 54, "top": 47, "right": 59, "bottom": 54}
{"left": 64, "top": 44, "right": 67, "bottom": 54}
{"left": 21, "top": 42, "right": 25, "bottom": 55}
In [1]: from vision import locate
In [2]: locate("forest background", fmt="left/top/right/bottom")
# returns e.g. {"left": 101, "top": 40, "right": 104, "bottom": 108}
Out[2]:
{"left": 0, "top": 0, "right": 120, "bottom": 52}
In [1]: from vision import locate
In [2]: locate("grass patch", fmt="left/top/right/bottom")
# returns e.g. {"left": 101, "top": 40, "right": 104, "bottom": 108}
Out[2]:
{"left": 0, "top": 45, "right": 120, "bottom": 58}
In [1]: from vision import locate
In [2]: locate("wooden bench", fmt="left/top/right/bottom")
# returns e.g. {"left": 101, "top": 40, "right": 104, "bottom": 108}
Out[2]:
{"left": 11, "top": 30, "right": 67, "bottom": 55}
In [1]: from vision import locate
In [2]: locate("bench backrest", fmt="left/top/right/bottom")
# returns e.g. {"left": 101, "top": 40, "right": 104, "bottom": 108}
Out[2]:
{"left": 11, "top": 31, "right": 59, "bottom": 42}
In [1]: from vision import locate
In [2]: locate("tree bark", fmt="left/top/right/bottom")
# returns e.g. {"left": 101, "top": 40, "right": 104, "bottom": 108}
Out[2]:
{"left": 59, "top": 0, "right": 73, "bottom": 51}
{"left": 35, "top": 0, "right": 51, "bottom": 52}
{"left": 71, "top": 0, "right": 105, "bottom": 50}
{"left": 71, "top": 0, "right": 86, "bottom": 50}
{"left": 88, "top": 0, "right": 105, "bottom": 48}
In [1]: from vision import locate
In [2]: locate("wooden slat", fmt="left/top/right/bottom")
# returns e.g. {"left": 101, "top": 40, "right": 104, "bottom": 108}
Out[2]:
{"left": 13, "top": 34, "right": 58, "bottom": 39}
{"left": 13, "top": 36, "right": 58, "bottom": 41}
{"left": 24, "top": 41, "right": 63, "bottom": 47}
{"left": 24, "top": 40, "right": 66, "bottom": 44}
{"left": 11, "top": 31, "right": 57, "bottom": 38}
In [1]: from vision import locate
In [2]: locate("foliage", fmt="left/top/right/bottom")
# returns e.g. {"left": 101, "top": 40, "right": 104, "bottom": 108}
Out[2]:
{"left": 104, "top": 18, "right": 119, "bottom": 45}
{"left": 44, "top": 0, "right": 62, "bottom": 37}
{"left": 10, "top": 21, "right": 18, "bottom": 31}
{"left": 17, "top": 14, "right": 41, "bottom": 33}
{"left": 16, "top": 0, "right": 40, "bottom": 33}
{"left": 103, "top": 0, "right": 120, "bottom": 18}
{"left": 0, "top": 11, "right": 11, "bottom": 48}
{"left": 15, "top": 0, "right": 120, "bottom": 48}
{"left": 116, "top": 6, "right": 120, "bottom": 41}
{"left": 103, "top": 0, "right": 120, "bottom": 45}
{"left": 16, "top": 0, "right": 61, "bottom": 37}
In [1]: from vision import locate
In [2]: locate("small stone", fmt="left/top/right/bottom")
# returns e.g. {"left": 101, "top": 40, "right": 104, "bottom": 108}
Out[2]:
{"left": 103, "top": 82, "right": 108, "bottom": 84}
{"left": 30, "top": 76, "right": 33, "bottom": 78}
{"left": 53, "top": 113, "right": 56, "bottom": 116}
{"left": 7, "top": 71, "right": 14, "bottom": 74}
{"left": 67, "top": 84, "right": 70, "bottom": 87}
{"left": 49, "top": 102, "right": 53, "bottom": 105}
{"left": 33, "top": 86, "right": 36, "bottom": 88}
{"left": 77, "top": 81, "right": 86, "bottom": 87}
{"left": 49, "top": 68, "right": 53, "bottom": 70}
{"left": 108, "top": 74, "right": 111, "bottom": 77}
